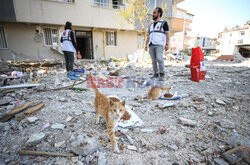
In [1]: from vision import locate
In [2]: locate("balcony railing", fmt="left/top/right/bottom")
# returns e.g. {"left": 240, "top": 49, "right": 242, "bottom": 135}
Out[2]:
{"left": 92, "top": 1, "right": 125, "bottom": 10}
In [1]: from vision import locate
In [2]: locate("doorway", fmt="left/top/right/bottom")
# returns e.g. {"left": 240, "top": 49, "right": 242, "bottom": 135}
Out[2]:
{"left": 75, "top": 30, "right": 94, "bottom": 59}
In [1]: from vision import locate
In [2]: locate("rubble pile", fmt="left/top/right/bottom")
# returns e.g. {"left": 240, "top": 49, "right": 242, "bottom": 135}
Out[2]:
{"left": 0, "top": 55, "right": 249, "bottom": 165}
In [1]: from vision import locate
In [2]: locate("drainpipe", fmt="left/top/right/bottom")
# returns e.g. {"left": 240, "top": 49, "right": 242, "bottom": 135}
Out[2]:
{"left": 93, "top": 30, "right": 106, "bottom": 59}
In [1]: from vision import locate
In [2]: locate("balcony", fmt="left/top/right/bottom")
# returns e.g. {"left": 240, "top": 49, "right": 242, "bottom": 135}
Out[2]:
{"left": 171, "top": 17, "right": 184, "bottom": 32}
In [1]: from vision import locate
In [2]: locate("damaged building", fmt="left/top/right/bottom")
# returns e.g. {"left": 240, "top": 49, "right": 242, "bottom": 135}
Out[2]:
{"left": 0, "top": 0, "right": 185, "bottom": 61}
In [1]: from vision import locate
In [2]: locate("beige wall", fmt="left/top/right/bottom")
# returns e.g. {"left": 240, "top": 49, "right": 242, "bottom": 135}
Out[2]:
{"left": 0, "top": 22, "right": 139, "bottom": 61}
{"left": 13, "top": 0, "right": 134, "bottom": 30}
{"left": 0, "top": 22, "right": 63, "bottom": 61}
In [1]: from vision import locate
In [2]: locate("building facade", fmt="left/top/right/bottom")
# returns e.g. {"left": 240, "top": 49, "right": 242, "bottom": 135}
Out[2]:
{"left": 217, "top": 21, "right": 250, "bottom": 56}
{"left": 169, "top": 7, "right": 194, "bottom": 52}
{"left": 0, "top": 0, "right": 184, "bottom": 61}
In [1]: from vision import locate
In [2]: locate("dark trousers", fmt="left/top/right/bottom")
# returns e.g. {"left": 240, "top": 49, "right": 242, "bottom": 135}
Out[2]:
{"left": 63, "top": 51, "right": 74, "bottom": 71}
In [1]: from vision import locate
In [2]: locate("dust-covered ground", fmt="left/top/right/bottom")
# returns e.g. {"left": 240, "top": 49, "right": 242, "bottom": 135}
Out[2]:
{"left": 0, "top": 54, "right": 249, "bottom": 165}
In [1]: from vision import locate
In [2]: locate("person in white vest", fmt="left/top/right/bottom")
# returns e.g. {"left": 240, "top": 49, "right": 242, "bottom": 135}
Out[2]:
{"left": 145, "top": 7, "right": 170, "bottom": 81}
{"left": 60, "top": 21, "right": 79, "bottom": 72}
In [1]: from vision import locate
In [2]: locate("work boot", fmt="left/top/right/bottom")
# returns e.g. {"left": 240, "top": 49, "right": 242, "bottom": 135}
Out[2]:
{"left": 151, "top": 74, "right": 159, "bottom": 79}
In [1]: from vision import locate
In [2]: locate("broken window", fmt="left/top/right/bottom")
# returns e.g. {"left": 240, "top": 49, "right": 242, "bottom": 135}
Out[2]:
{"left": 112, "top": 0, "right": 124, "bottom": 9}
{"left": 43, "top": 28, "right": 59, "bottom": 46}
{"left": 0, "top": 26, "right": 7, "bottom": 49}
{"left": 106, "top": 32, "right": 117, "bottom": 46}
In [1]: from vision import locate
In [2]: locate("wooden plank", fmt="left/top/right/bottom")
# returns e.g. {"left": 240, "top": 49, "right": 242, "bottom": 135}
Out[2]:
{"left": 23, "top": 102, "right": 45, "bottom": 115}
{"left": 18, "top": 150, "right": 74, "bottom": 157}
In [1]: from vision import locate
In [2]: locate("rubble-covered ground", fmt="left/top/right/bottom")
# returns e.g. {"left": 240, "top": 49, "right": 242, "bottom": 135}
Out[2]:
{"left": 0, "top": 53, "right": 249, "bottom": 165}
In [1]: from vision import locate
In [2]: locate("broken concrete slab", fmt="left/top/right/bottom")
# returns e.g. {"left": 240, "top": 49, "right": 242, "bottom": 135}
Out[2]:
{"left": 70, "top": 134, "right": 99, "bottom": 156}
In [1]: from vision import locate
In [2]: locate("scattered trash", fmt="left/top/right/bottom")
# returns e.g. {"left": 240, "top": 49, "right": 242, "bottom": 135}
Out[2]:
{"left": 216, "top": 55, "right": 235, "bottom": 61}
{"left": 127, "top": 145, "right": 137, "bottom": 151}
{"left": 43, "top": 123, "right": 50, "bottom": 129}
{"left": 140, "top": 128, "right": 155, "bottom": 133}
{"left": 11, "top": 71, "right": 24, "bottom": 78}
{"left": 159, "top": 92, "right": 182, "bottom": 100}
{"left": 73, "top": 68, "right": 85, "bottom": 73}
{"left": 192, "top": 97, "right": 205, "bottom": 102}
{"left": 0, "top": 83, "right": 41, "bottom": 90}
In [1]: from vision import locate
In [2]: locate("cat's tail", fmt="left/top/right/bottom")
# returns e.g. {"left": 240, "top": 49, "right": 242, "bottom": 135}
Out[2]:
{"left": 89, "top": 74, "right": 98, "bottom": 94}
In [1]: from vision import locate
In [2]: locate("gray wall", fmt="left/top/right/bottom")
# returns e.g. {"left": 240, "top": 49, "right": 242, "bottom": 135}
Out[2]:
{"left": 0, "top": 0, "right": 16, "bottom": 22}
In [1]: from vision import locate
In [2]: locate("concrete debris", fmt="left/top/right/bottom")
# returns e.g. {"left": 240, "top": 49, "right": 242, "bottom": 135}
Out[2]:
{"left": 54, "top": 141, "right": 66, "bottom": 148}
{"left": 27, "top": 117, "right": 39, "bottom": 123}
{"left": 127, "top": 145, "right": 137, "bottom": 151}
{"left": 168, "top": 145, "right": 179, "bottom": 151}
{"left": 51, "top": 123, "right": 65, "bottom": 130}
{"left": 71, "top": 157, "right": 78, "bottom": 163}
{"left": 97, "top": 152, "right": 107, "bottom": 165}
{"left": 0, "top": 56, "right": 249, "bottom": 164}
{"left": 215, "top": 99, "right": 226, "bottom": 105}
{"left": 70, "top": 134, "right": 99, "bottom": 156}
{"left": 214, "top": 158, "right": 229, "bottom": 165}
{"left": 26, "top": 133, "right": 46, "bottom": 145}
{"left": 178, "top": 117, "right": 197, "bottom": 126}
{"left": 220, "top": 119, "right": 236, "bottom": 129}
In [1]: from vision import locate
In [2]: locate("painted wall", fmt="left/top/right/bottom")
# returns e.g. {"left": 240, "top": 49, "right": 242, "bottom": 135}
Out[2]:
{"left": 0, "top": 22, "right": 139, "bottom": 61}
{"left": 0, "top": 23, "right": 63, "bottom": 61}
{"left": 12, "top": 0, "right": 134, "bottom": 30}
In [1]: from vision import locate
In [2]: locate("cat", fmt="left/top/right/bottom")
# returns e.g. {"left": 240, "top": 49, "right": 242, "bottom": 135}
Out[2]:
{"left": 89, "top": 74, "right": 126, "bottom": 153}
{"left": 147, "top": 86, "right": 171, "bottom": 100}
{"left": 109, "top": 97, "right": 131, "bottom": 121}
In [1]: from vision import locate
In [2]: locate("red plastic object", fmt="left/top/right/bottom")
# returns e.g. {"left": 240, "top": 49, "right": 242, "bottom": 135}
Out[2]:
{"left": 190, "top": 47, "right": 206, "bottom": 82}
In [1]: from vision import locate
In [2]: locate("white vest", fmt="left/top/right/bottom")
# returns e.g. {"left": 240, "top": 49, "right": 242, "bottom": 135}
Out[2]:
{"left": 61, "top": 29, "right": 76, "bottom": 52}
{"left": 148, "top": 20, "right": 166, "bottom": 46}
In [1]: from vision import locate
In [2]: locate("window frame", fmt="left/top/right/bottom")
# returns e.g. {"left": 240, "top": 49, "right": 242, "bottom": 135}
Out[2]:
{"left": 44, "top": 0, "right": 75, "bottom": 4}
{"left": 105, "top": 31, "right": 117, "bottom": 46}
{"left": 43, "top": 27, "right": 59, "bottom": 46}
{"left": 0, "top": 26, "right": 8, "bottom": 49}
